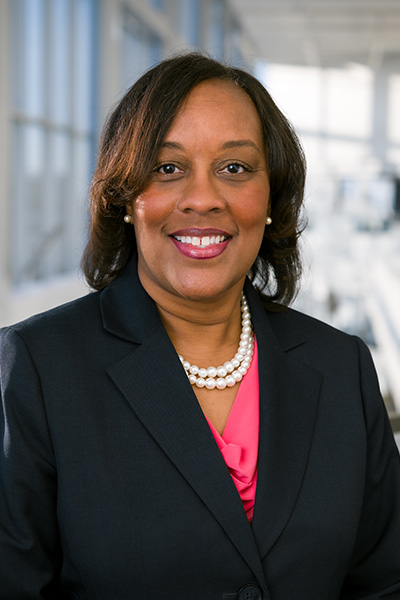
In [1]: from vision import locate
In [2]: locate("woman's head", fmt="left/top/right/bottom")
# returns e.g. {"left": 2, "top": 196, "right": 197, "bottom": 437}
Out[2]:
{"left": 82, "top": 52, "right": 306, "bottom": 307}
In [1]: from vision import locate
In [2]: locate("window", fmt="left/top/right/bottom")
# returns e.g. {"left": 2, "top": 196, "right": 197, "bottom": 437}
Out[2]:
{"left": 208, "top": 0, "right": 225, "bottom": 60}
{"left": 149, "top": 0, "right": 165, "bottom": 10}
{"left": 174, "top": 0, "right": 200, "bottom": 47}
{"left": 11, "top": 0, "right": 97, "bottom": 286}
{"left": 122, "top": 8, "right": 162, "bottom": 90}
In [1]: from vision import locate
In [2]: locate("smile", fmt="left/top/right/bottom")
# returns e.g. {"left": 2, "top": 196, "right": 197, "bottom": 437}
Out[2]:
{"left": 172, "top": 234, "right": 229, "bottom": 247}
{"left": 169, "top": 230, "right": 231, "bottom": 259}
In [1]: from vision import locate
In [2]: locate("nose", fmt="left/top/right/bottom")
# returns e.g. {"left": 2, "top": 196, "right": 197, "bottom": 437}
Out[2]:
{"left": 177, "top": 170, "right": 226, "bottom": 214}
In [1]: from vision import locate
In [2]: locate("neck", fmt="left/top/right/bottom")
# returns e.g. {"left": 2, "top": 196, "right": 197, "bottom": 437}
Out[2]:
{"left": 139, "top": 277, "right": 246, "bottom": 367}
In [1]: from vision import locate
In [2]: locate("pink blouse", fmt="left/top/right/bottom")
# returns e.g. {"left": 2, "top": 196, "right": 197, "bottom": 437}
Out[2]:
{"left": 205, "top": 338, "right": 259, "bottom": 522}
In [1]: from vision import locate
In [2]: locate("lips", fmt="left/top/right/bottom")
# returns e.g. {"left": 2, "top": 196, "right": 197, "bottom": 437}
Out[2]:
{"left": 173, "top": 234, "right": 229, "bottom": 247}
{"left": 169, "top": 229, "right": 231, "bottom": 259}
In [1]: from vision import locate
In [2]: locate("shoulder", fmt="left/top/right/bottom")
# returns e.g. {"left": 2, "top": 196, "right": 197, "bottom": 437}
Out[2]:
{"left": 265, "top": 303, "right": 358, "bottom": 348}
{"left": 0, "top": 291, "right": 101, "bottom": 352}
{"left": 262, "top": 303, "right": 378, "bottom": 383}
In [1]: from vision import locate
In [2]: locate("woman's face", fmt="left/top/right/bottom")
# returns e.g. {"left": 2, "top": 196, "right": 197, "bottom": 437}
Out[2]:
{"left": 130, "top": 78, "right": 270, "bottom": 304}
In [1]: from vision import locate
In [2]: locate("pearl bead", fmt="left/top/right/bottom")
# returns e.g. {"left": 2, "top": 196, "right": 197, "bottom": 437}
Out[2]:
{"left": 198, "top": 368, "right": 208, "bottom": 378}
{"left": 189, "top": 365, "right": 199, "bottom": 375}
{"left": 205, "top": 378, "right": 216, "bottom": 390}
{"left": 195, "top": 378, "right": 206, "bottom": 388}
{"left": 238, "top": 366, "right": 247, "bottom": 375}
{"left": 232, "top": 370, "right": 242, "bottom": 382}
{"left": 216, "top": 378, "right": 227, "bottom": 389}
{"left": 188, "top": 374, "right": 197, "bottom": 385}
{"left": 216, "top": 366, "right": 227, "bottom": 378}
{"left": 226, "top": 375, "right": 236, "bottom": 387}
{"left": 224, "top": 361, "right": 234, "bottom": 373}
{"left": 183, "top": 360, "right": 191, "bottom": 370}
{"left": 207, "top": 366, "right": 217, "bottom": 377}
{"left": 232, "top": 358, "right": 240, "bottom": 368}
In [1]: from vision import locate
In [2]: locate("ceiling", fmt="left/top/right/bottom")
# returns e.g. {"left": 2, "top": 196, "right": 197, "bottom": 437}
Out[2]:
{"left": 228, "top": 0, "right": 400, "bottom": 69}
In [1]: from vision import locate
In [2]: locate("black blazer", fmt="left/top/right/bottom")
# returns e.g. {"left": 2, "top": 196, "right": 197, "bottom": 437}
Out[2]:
{"left": 1, "top": 258, "right": 400, "bottom": 600}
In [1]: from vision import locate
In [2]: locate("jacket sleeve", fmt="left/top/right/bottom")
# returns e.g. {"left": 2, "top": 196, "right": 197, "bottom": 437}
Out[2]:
{"left": 340, "top": 337, "right": 400, "bottom": 599}
{"left": 0, "top": 327, "right": 61, "bottom": 599}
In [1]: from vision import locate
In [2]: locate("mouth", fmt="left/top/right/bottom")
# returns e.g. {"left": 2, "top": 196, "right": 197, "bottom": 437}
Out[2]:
{"left": 169, "top": 229, "right": 231, "bottom": 259}
{"left": 171, "top": 234, "right": 229, "bottom": 247}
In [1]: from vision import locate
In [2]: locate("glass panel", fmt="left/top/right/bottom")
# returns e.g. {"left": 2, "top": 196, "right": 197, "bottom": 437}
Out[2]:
{"left": 209, "top": 0, "right": 224, "bottom": 60}
{"left": 11, "top": 0, "right": 23, "bottom": 111}
{"left": 149, "top": 33, "right": 162, "bottom": 68}
{"left": 122, "top": 10, "right": 163, "bottom": 89}
{"left": 46, "top": 131, "right": 71, "bottom": 275}
{"left": 12, "top": 124, "right": 47, "bottom": 285}
{"left": 69, "top": 137, "right": 90, "bottom": 270}
{"left": 326, "top": 66, "right": 373, "bottom": 139}
{"left": 123, "top": 22, "right": 145, "bottom": 88}
{"left": 73, "top": 0, "right": 94, "bottom": 131}
{"left": 149, "top": 0, "right": 164, "bottom": 10}
{"left": 10, "top": 0, "right": 96, "bottom": 285}
{"left": 227, "top": 23, "right": 244, "bottom": 68}
{"left": 182, "top": 0, "right": 200, "bottom": 46}
{"left": 49, "top": 0, "right": 71, "bottom": 125}
{"left": 22, "top": 0, "right": 47, "bottom": 117}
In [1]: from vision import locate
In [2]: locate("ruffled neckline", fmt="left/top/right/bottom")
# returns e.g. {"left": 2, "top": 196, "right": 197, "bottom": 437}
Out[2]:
{"left": 205, "top": 338, "right": 259, "bottom": 520}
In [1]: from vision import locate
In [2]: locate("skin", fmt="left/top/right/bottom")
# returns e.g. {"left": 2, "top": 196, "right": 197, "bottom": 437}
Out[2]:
{"left": 127, "top": 79, "right": 270, "bottom": 434}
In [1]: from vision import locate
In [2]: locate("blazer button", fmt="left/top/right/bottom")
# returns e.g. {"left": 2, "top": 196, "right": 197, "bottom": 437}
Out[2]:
{"left": 237, "top": 583, "right": 263, "bottom": 600}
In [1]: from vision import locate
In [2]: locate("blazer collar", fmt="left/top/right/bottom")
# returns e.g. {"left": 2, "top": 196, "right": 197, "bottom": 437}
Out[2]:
{"left": 101, "top": 259, "right": 322, "bottom": 591}
{"left": 245, "top": 282, "right": 322, "bottom": 559}
{"left": 100, "top": 256, "right": 162, "bottom": 343}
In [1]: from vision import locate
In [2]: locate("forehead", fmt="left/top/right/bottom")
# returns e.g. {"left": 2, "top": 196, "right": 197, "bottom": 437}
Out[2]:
{"left": 165, "top": 79, "right": 264, "bottom": 144}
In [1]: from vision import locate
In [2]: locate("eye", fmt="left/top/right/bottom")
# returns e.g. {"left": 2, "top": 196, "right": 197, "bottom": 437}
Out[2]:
{"left": 154, "top": 163, "right": 183, "bottom": 176}
{"left": 160, "top": 164, "right": 176, "bottom": 174}
{"left": 220, "top": 163, "right": 249, "bottom": 175}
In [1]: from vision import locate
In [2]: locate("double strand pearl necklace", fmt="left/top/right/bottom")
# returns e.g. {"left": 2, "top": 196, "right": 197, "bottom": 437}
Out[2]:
{"left": 179, "top": 292, "right": 254, "bottom": 390}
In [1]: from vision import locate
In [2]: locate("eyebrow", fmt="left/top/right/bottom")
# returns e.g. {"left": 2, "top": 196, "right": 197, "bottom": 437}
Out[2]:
{"left": 222, "top": 140, "right": 260, "bottom": 152}
{"left": 161, "top": 139, "right": 261, "bottom": 152}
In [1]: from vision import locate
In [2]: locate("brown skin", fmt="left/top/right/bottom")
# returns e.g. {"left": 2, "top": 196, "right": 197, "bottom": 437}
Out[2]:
{"left": 126, "top": 80, "right": 270, "bottom": 434}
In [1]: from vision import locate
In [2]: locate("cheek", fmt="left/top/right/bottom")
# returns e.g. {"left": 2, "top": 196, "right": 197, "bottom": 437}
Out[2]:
{"left": 236, "top": 190, "right": 269, "bottom": 232}
{"left": 133, "top": 192, "right": 169, "bottom": 232}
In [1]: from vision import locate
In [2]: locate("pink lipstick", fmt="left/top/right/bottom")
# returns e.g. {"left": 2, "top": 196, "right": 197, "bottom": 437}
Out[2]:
{"left": 170, "top": 228, "right": 231, "bottom": 259}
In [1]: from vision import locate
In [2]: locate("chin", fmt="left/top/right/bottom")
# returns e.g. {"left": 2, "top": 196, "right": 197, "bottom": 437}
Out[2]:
{"left": 172, "top": 277, "right": 243, "bottom": 303}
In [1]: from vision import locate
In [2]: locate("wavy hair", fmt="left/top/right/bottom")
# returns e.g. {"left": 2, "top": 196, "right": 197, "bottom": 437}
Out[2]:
{"left": 81, "top": 52, "right": 306, "bottom": 308}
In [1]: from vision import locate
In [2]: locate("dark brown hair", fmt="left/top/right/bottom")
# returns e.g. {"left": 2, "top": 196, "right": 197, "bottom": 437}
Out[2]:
{"left": 81, "top": 52, "right": 306, "bottom": 307}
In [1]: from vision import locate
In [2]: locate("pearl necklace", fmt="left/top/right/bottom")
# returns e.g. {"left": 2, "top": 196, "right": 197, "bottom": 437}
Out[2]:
{"left": 179, "top": 292, "right": 254, "bottom": 390}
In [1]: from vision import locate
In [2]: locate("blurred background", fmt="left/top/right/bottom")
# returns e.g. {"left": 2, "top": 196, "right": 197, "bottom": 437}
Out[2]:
{"left": 0, "top": 0, "right": 399, "bottom": 438}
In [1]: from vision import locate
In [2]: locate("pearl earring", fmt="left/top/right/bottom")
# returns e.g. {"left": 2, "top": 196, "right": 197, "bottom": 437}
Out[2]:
{"left": 266, "top": 216, "right": 272, "bottom": 225}
{"left": 124, "top": 214, "right": 132, "bottom": 224}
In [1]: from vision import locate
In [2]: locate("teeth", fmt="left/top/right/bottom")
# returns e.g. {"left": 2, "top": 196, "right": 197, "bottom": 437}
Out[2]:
{"left": 174, "top": 235, "right": 228, "bottom": 247}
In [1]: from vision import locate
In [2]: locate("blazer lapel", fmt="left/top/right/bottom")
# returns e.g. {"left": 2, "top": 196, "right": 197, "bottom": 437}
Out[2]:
{"left": 101, "top": 260, "right": 269, "bottom": 593}
{"left": 245, "top": 282, "right": 323, "bottom": 559}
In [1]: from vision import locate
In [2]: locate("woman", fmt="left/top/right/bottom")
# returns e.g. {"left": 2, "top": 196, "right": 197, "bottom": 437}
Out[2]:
{"left": 1, "top": 53, "right": 399, "bottom": 600}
